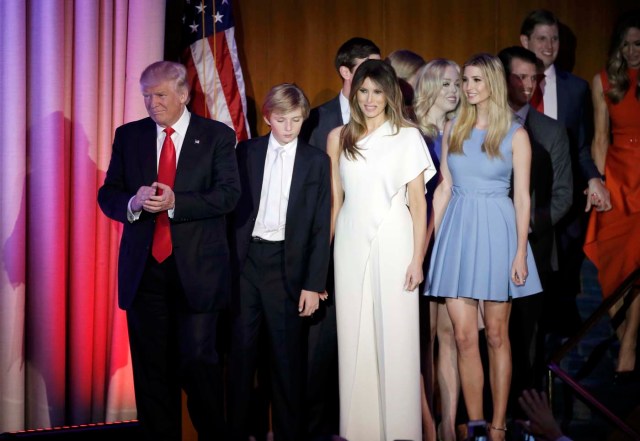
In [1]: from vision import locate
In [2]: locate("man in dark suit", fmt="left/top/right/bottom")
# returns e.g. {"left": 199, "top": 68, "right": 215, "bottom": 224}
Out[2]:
{"left": 228, "top": 84, "right": 331, "bottom": 441}
{"left": 520, "top": 9, "right": 610, "bottom": 336}
{"left": 299, "top": 36, "right": 380, "bottom": 439}
{"left": 301, "top": 37, "right": 381, "bottom": 150}
{"left": 499, "top": 47, "right": 573, "bottom": 416}
{"left": 98, "top": 61, "right": 240, "bottom": 441}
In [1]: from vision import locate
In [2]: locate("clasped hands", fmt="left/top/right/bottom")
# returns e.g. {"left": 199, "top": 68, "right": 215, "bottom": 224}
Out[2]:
{"left": 298, "top": 290, "right": 329, "bottom": 317}
{"left": 132, "top": 182, "right": 175, "bottom": 213}
{"left": 584, "top": 178, "right": 612, "bottom": 212}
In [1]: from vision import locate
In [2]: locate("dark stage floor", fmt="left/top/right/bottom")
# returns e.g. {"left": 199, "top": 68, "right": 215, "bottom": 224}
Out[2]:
{"left": 2, "top": 261, "right": 638, "bottom": 441}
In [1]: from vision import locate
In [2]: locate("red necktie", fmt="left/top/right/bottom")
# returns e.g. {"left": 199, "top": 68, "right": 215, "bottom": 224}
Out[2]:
{"left": 152, "top": 127, "right": 176, "bottom": 263}
{"left": 530, "top": 82, "right": 544, "bottom": 113}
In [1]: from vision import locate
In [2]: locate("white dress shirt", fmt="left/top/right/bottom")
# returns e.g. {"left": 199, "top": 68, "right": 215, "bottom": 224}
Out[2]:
{"left": 252, "top": 134, "right": 298, "bottom": 241}
{"left": 339, "top": 91, "right": 351, "bottom": 125}
{"left": 127, "top": 107, "right": 191, "bottom": 222}
{"left": 542, "top": 64, "right": 558, "bottom": 120}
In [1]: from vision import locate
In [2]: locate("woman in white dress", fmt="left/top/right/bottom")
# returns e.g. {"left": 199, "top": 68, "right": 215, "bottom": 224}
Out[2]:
{"left": 327, "top": 59, "right": 436, "bottom": 441}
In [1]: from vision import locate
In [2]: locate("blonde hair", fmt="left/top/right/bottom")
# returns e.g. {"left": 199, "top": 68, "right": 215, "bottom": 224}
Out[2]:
{"left": 262, "top": 83, "right": 310, "bottom": 119}
{"left": 340, "top": 59, "right": 413, "bottom": 160}
{"left": 386, "top": 50, "right": 426, "bottom": 86}
{"left": 140, "top": 61, "right": 190, "bottom": 99}
{"left": 449, "top": 53, "right": 511, "bottom": 158}
{"left": 413, "top": 59, "right": 460, "bottom": 139}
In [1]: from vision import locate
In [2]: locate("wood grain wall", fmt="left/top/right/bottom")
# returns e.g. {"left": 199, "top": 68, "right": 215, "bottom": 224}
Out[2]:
{"left": 168, "top": 0, "right": 638, "bottom": 136}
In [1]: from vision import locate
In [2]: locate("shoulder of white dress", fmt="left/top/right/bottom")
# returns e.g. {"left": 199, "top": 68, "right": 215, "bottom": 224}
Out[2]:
{"left": 398, "top": 125, "right": 422, "bottom": 138}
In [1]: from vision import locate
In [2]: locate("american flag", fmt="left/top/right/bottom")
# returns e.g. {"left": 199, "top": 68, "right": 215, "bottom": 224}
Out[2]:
{"left": 182, "top": 0, "right": 250, "bottom": 140}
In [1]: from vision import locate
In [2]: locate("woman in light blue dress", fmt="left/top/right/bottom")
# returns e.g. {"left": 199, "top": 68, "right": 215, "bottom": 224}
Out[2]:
{"left": 426, "top": 53, "right": 541, "bottom": 440}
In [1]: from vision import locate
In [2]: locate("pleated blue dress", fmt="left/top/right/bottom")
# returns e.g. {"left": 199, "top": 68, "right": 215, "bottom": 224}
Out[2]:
{"left": 426, "top": 122, "right": 541, "bottom": 301}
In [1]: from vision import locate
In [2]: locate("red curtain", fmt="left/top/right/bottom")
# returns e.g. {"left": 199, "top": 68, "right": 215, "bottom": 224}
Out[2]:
{"left": 0, "top": 0, "right": 166, "bottom": 432}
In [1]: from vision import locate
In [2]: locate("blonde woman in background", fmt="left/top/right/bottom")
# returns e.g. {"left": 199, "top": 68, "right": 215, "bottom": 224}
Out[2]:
{"left": 387, "top": 49, "right": 426, "bottom": 117}
{"left": 387, "top": 49, "right": 427, "bottom": 89}
{"left": 414, "top": 58, "right": 462, "bottom": 441}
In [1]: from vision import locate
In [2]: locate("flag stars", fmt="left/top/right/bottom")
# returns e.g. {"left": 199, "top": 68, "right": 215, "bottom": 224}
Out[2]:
{"left": 195, "top": 3, "right": 206, "bottom": 14}
{"left": 189, "top": 21, "right": 199, "bottom": 33}
{"left": 214, "top": 11, "right": 224, "bottom": 23}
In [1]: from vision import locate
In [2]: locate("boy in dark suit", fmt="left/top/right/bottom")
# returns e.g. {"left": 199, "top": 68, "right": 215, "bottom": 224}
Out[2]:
{"left": 228, "top": 84, "right": 331, "bottom": 441}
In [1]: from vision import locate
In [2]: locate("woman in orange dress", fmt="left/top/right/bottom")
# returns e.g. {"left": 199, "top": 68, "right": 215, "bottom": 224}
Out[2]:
{"left": 584, "top": 11, "right": 640, "bottom": 380}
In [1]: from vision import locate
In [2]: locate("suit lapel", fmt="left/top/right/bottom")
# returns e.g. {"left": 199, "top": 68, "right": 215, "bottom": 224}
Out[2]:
{"left": 140, "top": 119, "right": 158, "bottom": 185}
{"left": 287, "top": 142, "right": 311, "bottom": 222}
{"left": 174, "top": 117, "right": 202, "bottom": 191}
{"left": 249, "top": 137, "right": 269, "bottom": 213}
{"left": 330, "top": 95, "right": 343, "bottom": 128}
{"left": 555, "top": 71, "right": 568, "bottom": 125}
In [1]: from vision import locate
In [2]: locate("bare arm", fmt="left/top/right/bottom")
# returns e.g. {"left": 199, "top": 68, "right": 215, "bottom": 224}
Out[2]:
{"left": 512, "top": 127, "right": 532, "bottom": 286}
{"left": 425, "top": 203, "right": 436, "bottom": 250}
{"left": 327, "top": 127, "right": 344, "bottom": 241}
{"left": 591, "top": 73, "right": 609, "bottom": 174}
{"left": 432, "top": 121, "right": 454, "bottom": 233}
{"left": 405, "top": 172, "right": 427, "bottom": 291}
{"left": 585, "top": 73, "right": 612, "bottom": 212}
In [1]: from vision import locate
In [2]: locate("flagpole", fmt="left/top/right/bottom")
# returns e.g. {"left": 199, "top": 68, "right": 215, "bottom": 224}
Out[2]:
{"left": 211, "top": 0, "right": 218, "bottom": 120}
{"left": 199, "top": 0, "right": 208, "bottom": 118}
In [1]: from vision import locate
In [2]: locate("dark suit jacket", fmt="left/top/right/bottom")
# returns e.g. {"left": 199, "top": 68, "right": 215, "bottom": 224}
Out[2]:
{"left": 525, "top": 108, "right": 573, "bottom": 273}
{"left": 555, "top": 69, "right": 599, "bottom": 185}
{"left": 300, "top": 95, "right": 343, "bottom": 151}
{"left": 232, "top": 135, "right": 331, "bottom": 300}
{"left": 98, "top": 114, "right": 241, "bottom": 311}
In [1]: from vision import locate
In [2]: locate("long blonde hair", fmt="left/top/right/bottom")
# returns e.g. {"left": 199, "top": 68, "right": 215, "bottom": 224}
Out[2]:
{"left": 340, "top": 59, "right": 413, "bottom": 160}
{"left": 386, "top": 50, "right": 426, "bottom": 85}
{"left": 449, "top": 53, "right": 511, "bottom": 158}
{"left": 413, "top": 59, "right": 460, "bottom": 139}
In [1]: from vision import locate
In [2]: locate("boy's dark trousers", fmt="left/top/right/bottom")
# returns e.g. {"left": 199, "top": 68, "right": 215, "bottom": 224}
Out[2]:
{"left": 228, "top": 239, "right": 304, "bottom": 441}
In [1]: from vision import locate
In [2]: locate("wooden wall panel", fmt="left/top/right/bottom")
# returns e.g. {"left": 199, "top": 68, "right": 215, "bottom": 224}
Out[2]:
{"left": 234, "top": 0, "right": 388, "bottom": 134}
{"left": 382, "top": 0, "right": 499, "bottom": 64}
{"left": 222, "top": 0, "right": 639, "bottom": 135}
{"left": 494, "top": 0, "right": 627, "bottom": 81}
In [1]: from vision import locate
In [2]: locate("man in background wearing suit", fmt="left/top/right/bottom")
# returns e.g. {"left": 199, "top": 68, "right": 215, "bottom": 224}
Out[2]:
{"left": 98, "top": 61, "right": 240, "bottom": 441}
{"left": 299, "top": 36, "right": 380, "bottom": 439}
{"left": 301, "top": 37, "right": 381, "bottom": 150}
{"left": 499, "top": 46, "right": 573, "bottom": 417}
{"left": 519, "top": 9, "right": 610, "bottom": 337}
{"left": 228, "top": 84, "right": 331, "bottom": 441}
